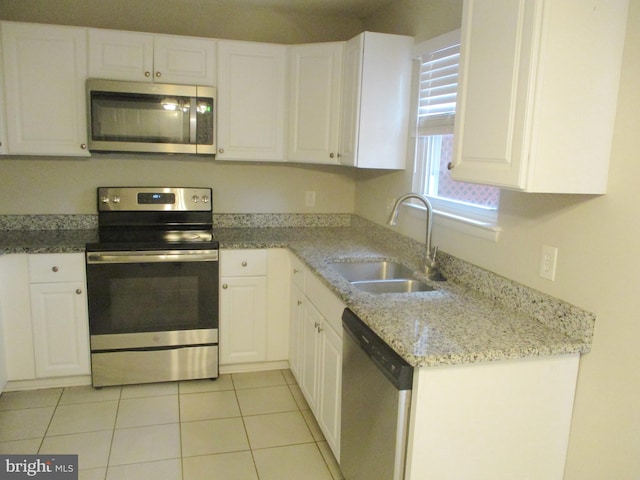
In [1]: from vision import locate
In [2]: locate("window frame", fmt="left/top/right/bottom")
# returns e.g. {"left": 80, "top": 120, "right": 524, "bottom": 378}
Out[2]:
{"left": 411, "top": 30, "right": 501, "bottom": 241}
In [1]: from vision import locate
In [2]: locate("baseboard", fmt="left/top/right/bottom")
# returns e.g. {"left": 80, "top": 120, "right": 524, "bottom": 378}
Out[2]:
{"left": 3, "top": 375, "right": 92, "bottom": 392}
{"left": 220, "top": 360, "right": 290, "bottom": 375}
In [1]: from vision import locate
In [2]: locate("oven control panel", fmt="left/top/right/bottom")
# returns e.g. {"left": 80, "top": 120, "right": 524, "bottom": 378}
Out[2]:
{"left": 98, "top": 187, "right": 212, "bottom": 212}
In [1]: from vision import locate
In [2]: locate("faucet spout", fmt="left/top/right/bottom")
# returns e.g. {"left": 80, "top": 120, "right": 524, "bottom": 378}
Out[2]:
{"left": 387, "top": 193, "right": 444, "bottom": 280}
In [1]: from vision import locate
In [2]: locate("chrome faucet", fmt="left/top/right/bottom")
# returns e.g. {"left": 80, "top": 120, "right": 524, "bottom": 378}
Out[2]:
{"left": 387, "top": 193, "right": 444, "bottom": 280}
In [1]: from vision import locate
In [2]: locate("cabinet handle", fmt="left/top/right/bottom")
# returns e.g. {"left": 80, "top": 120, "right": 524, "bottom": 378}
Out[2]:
{"left": 75, "top": 289, "right": 82, "bottom": 295}
{"left": 52, "top": 266, "right": 59, "bottom": 272}
{"left": 241, "top": 261, "right": 247, "bottom": 267}
{"left": 80, "top": 144, "right": 87, "bottom": 150}
{"left": 218, "top": 148, "right": 225, "bottom": 154}
{"left": 145, "top": 71, "right": 151, "bottom": 77}
{"left": 447, "top": 162, "right": 453, "bottom": 170}
{"left": 222, "top": 284, "right": 228, "bottom": 289}
{"left": 155, "top": 71, "right": 161, "bottom": 78}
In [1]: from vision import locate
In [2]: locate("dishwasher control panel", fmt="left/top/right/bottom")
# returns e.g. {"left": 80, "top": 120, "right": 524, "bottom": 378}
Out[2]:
{"left": 342, "top": 308, "right": 413, "bottom": 390}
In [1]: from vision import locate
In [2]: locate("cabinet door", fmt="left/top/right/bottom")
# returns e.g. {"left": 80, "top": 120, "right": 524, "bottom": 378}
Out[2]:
{"left": 288, "top": 42, "right": 343, "bottom": 164}
{"left": 216, "top": 41, "right": 286, "bottom": 161}
{"left": 339, "top": 32, "right": 411, "bottom": 169}
{"left": 88, "top": 29, "right": 154, "bottom": 82}
{"left": 289, "top": 283, "right": 305, "bottom": 380}
{"left": 300, "top": 301, "right": 322, "bottom": 411}
{"left": 0, "top": 254, "right": 35, "bottom": 381}
{"left": 338, "top": 34, "right": 362, "bottom": 167}
{"left": 30, "top": 282, "right": 90, "bottom": 378}
{"left": 452, "top": 0, "right": 534, "bottom": 189}
{"left": 153, "top": 35, "right": 216, "bottom": 85}
{"left": 2, "top": 22, "right": 89, "bottom": 156}
{"left": 318, "top": 322, "right": 342, "bottom": 460}
{"left": 219, "top": 276, "right": 267, "bottom": 364}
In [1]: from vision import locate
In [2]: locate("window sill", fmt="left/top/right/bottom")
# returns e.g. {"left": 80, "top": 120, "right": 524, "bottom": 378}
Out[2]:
{"left": 405, "top": 203, "right": 501, "bottom": 243}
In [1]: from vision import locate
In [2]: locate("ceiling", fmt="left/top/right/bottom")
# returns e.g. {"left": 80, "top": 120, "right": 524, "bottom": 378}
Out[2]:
{"left": 182, "top": 0, "right": 396, "bottom": 18}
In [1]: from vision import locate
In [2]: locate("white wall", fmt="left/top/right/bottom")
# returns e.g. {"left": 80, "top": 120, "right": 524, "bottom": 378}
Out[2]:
{"left": 0, "top": 0, "right": 363, "bottom": 43}
{"left": 0, "top": 157, "right": 356, "bottom": 214}
{"left": 360, "top": 1, "right": 640, "bottom": 478}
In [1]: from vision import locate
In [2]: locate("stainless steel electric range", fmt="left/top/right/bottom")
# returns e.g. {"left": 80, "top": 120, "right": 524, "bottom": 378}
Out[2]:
{"left": 85, "top": 187, "right": 219, "bottom": 387}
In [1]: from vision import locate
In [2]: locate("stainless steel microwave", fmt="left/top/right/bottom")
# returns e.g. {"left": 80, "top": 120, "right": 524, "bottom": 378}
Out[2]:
{"left": 87, "top": 79, "right": 216, "bottom": 155}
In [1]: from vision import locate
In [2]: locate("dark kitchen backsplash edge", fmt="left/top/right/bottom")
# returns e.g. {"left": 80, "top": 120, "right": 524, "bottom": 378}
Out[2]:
{"left": 350, "top": 215, "right": 595, "bottom": 346}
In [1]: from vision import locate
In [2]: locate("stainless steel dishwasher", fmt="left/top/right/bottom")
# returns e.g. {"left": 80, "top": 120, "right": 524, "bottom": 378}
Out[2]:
{"left": 340, "top": 308, "right": 414, "bottom": 480}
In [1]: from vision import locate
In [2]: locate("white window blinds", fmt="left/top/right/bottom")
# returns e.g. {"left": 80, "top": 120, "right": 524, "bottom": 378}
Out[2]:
{"left": 418, "top": 42, "right": 459, "bottom": 133}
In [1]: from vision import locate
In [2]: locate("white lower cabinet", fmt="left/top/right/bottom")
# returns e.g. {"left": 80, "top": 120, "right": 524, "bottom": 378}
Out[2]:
{"left": 30, "top": 281, "right": 90, "bottom": 377}
{"left": 0, "top": 253, "right": 90, "bottom": 385}
{"left": 219, "top": 249, "right": 290, "bottom": 369}
{"left": 289, "top": 253, "right": 345, "bottom": 461}
{"left": 28, "top": 254, "right": 90, "bottom": 378}
{"left": 406, "top": 354, "right": 580, "bottom": 480}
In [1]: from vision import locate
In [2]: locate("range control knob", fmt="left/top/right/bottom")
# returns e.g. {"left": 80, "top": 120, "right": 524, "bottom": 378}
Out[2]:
{"left": 112, "top": 196, "right": 121, "bottom": 204}
{"left": 100, "top": 196, "right": 110, "bottom": 204}
{"left": 192, "top": 195, "right": 199, "bottom": 203}
{"left": 202, "top": 195, "right": 210, "bottom": 203}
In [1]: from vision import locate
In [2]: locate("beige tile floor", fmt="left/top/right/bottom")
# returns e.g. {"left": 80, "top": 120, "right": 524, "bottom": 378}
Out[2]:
{"left": 0, "top": 369, "right": 344, "bottom": 480}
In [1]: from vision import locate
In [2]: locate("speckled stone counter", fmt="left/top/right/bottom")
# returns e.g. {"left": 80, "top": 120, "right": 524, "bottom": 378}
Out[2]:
{"left": 0, "top": 214, "right": 594, "bottom": 368}
{"left": 214, "top": 224, "right": 594, "bottom": 368}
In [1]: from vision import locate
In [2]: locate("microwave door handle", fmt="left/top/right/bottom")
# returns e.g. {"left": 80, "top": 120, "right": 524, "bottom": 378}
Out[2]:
{"left": 190, "top": 97, "right": 197, "bottom": 144}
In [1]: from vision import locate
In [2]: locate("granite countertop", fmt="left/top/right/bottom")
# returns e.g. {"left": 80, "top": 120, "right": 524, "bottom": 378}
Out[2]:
{"left": 0, "top": 219, "right": 595, "bottom": 369}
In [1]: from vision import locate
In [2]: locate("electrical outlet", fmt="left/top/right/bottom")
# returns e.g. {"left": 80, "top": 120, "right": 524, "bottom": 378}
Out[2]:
{"left": 539, "top": 245, "right": 558, "bottom": 281}
{"left": 305, "top": 191, "right": 316, "bottom": 207}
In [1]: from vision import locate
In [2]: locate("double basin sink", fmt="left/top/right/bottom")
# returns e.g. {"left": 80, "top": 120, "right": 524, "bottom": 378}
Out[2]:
{"left": 329, "top": 260, "right": 436, "bottom": 294}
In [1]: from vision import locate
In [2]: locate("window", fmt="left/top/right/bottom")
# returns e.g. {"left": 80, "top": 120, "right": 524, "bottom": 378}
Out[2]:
{"left": 412, "top": 30, "right": 500, "bottom": 236}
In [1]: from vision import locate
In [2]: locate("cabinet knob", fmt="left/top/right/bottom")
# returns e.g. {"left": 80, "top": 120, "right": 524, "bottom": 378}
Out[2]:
{"left": 241, "top": 261, "right": 247, "bottom": 267}
{"left": 145, "top": 71, "right": 151, "bottom": 77}
{"left": 155, "top": 71, "right": 162, "bottom": 78}
{"left": 75, "top": 288, "right": 82, "bottom": 295}
{"left": 52, "top": 266, "right": 59, "bottom": 272}
{"left": 297, "top": 300, "right": 303, "bottom": 306}
{"left": 222, "top": 284, "right": 228, "bottom": 289}
{"left": 80, "top": 144, "right": 87, "bottom": 150}
{"left": 329, "top": 153, "right": 335, "bottom": 158}
{"left": 293, "top": 268, "right": 300, "bottom": 274}
{"left": 218, "top": 148, "right": 224, "bottom": 154}
{"left": 337, "top": 153, "right": 342, "bottom": 158}
{"left": 447, "top": 162, "right": 453, "bottom": 170}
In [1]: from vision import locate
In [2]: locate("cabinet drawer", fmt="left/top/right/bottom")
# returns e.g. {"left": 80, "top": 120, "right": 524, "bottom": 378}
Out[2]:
{"left": 220, "top": 249, "right": 267, "bottom": 277}
{"left": 290, "top": 254, "right": 306, "bottom": 290}
{"left": 306, "top": 271, "right": 346, "bottom": 335}
{"left": 28, "top": 253, "right": 85, "bottom": 283}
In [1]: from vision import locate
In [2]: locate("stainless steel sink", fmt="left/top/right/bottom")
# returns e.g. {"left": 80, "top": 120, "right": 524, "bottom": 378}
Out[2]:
{"left": 328, "top": 261, "right": 436, "bottom": 294}
{"left": 328, "top": 261, "right": 414, "bottom": 282}
{"left": 351, "top": 279, "right": 435, "bottom": 294}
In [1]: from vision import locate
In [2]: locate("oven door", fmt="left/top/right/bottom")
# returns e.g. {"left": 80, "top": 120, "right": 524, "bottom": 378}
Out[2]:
{"left": 86, "top": 250, "right": 218, "bottom": 345}
{"left": 86, "top": 249, "right": 219, "bottom": 386}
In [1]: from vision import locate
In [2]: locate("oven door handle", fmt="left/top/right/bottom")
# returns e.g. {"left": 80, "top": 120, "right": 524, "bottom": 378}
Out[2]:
{"left": 86, "top": 250, "right": 219, "bottom": 264}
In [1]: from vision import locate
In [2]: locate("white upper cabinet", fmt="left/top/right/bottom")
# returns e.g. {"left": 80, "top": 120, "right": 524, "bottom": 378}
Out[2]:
{"left": 216, "top": 40, "right": 286, "bottom": 161}
{"left": 288, "top": 42, "right": 343, "bottom": 165}
{"left": 88, "top": 29, "right": 216, "bottom": 85}
{"left": 1, "top": 22, "right": 89, "bottom": 156}
{"left": 452, "top": 0, "right": 629, "bottom": 193}
{"left": 339, "top": 31, "right": 412, "bottom": 169}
